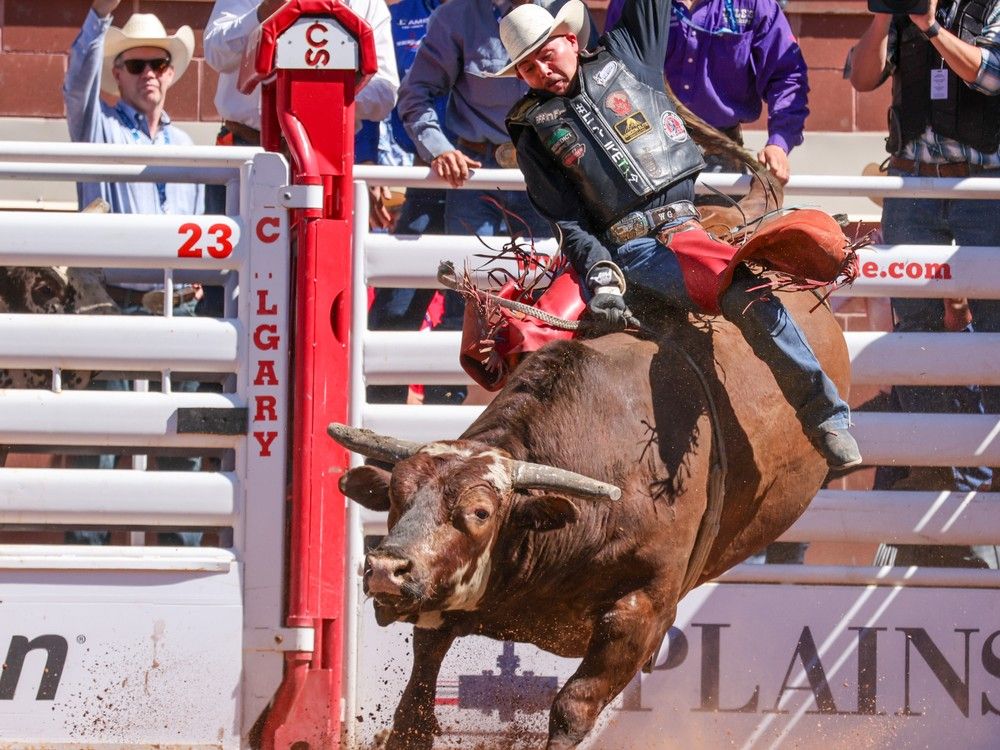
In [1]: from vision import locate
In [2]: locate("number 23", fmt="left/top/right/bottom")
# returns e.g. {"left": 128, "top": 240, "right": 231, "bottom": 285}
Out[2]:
{"left": 177, "top": 222, "right": 235, "bottom": 258}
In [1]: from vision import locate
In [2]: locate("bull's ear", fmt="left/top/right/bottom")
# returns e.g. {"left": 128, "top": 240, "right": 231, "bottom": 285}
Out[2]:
{"left": 510, "top": 494, "right": 579, "bottom": 531}
{"left": 339, "top": 465, "right": 392, "bottom": 512}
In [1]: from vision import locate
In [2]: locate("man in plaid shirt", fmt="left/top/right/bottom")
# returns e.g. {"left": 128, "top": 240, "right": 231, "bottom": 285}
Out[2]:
{"left": 848, "top": 0, "right": 1000, "bottom": 569}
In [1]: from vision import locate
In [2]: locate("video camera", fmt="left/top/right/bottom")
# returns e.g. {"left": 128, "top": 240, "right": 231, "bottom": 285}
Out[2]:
{"left": 867, "top": 0, "right": 930, "bottom": 14}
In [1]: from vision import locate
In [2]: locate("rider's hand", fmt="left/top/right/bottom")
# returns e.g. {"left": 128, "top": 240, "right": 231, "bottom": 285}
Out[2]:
{"left": 431, "top": 150, "right": 482, "bottom": 188}
{"left": 587, "top": 290, "right": 639, "bottom": 331}
{"left": 584, "top": 261, "right": 640, "bottom": 332}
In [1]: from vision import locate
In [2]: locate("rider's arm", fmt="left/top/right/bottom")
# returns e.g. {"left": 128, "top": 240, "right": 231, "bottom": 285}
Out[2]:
{"left": 601, "top": 0, "right": 672, "bottom": 87}
{"left": 515, "top": 131, "right": 611, "bottom": 279}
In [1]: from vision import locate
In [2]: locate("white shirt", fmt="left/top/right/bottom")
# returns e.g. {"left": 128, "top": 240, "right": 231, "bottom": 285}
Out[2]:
{"left": 204, "top": 0, "right": 399, "bottom": 130}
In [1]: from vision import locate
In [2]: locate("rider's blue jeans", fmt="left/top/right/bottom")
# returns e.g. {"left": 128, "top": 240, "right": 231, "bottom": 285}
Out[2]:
{"left": 614, "top": 235, "right": 851, "bottom": 436}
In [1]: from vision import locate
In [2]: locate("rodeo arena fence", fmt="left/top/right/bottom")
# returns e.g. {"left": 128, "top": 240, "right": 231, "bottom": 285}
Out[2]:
{"left": 0, "top": 8, "right": 998, "bottom": 750}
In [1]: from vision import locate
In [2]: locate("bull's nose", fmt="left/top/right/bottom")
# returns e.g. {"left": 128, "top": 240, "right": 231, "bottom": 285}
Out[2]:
{"left": 364, "top": 554, "right": 413, "bottom": 597}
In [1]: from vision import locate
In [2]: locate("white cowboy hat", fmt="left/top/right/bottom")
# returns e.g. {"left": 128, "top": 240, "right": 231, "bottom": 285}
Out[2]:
{"left": 490, "top": 0, "right": 590, "bottom": 78}
{"left": 101, "top": 13, "right": 195, "bottom": 95}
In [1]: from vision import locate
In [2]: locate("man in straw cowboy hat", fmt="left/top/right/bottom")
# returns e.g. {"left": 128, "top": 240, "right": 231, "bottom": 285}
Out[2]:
{"left": 64, "top": 0, "right": 203, "bottom": 216}
{"left": 492, "top": 0, "right": 861, "bottom": 468}
{"left": 63, "top": 0, "right": 205, "bottom": 546}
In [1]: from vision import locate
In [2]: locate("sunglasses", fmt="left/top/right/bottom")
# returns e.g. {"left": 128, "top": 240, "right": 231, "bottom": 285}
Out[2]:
{"left": 117, "top": 57, "right": 172, "bottom": 75}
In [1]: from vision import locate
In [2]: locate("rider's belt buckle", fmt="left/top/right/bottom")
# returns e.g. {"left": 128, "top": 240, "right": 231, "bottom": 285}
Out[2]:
{"left": 608, "top": 211, "right": 650, "bottom": 245}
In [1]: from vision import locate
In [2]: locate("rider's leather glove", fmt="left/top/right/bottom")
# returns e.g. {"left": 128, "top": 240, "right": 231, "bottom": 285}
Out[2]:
{"left": 584, "top": 261, "right": 640, "bottom": 332}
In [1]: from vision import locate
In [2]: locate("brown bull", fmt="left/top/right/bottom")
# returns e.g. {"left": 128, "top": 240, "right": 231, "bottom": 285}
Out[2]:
{"left": 329, "top": 290, "right": 850, "bottom": 750}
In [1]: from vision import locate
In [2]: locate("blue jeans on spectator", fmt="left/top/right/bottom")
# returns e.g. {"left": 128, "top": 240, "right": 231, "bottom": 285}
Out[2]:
{"left": 616, "top": 237, "right": 851, "bottom": 436}
{"left": 447, "top": 143, "right": 552, "bottom": 242}
{"left": 66, "top": 298, "right": 202, "bottom": 547}
{"left": 872, "top": 166, "right": 1000, "bottom": 569}
{"left": 367, "top": 187, "right": 468, "bottom": 404}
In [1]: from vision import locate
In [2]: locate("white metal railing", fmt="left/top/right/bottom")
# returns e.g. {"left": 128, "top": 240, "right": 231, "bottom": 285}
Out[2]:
{"left": 0, "top": 142, "right": 291, "bottom": 745}
{"left": 348, "top": 167, "right": 1000, "bottom": 572}
{"left": 354, "top": 164, "right": 1000, "bottom": 200}
{"left": 341, "top": 168, "right": 1000, "bottom": 750}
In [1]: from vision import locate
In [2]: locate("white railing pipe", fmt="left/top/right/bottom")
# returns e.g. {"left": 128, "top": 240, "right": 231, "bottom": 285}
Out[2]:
{"left": 0, "top": 544, "right": 236, "bottom": 572}
{"left": 0, "top": 468, "right": 238, "bottom": 526}
{"left": 716, "top": 563, "right": 1000, "bottom": 588}
{"left": 354, "top": 165, "right": 1000, "bottom": 200}
{"left": 847, "top": 331, "right": 1000, "bottom": 385}
{"left": 360, "top": 404, "right": 1000, "bottom": 467}
{"left": 780, "top": 490, "right": 1000, "bottom": 545}
{"left": 365, "top": 232, "right": 561, "bottom": 288}
{"left": 0, "top": 314, "right": 241, "bottom": 373}
{"left": 0, "top": 390, "right": 244, "bottom": 448}
{"left": 360, "top": 329, "right": 1000, "bottom": 386}
{"left": 0, "top": 212, "right": 243, "bottom": 269}
{"left": 0, "top": 141, "right": 260, "bottom": 167}
{"left": 0, "top": 162, "right": 237, "bottom": 185}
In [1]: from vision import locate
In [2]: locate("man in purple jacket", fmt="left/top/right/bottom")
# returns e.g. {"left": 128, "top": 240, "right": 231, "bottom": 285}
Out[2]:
{"left": 605, "top": 0, "right": 809, "bottom": 183}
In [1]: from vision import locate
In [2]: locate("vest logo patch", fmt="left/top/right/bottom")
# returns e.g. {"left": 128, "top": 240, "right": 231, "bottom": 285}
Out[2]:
{"left": 661, "top": 111, "right": 689, "bottom": 142}
{"left": 614, "top": 112, "right": 652, "bottom": 143}
{"left": 572, "top": 100, "right": 640, "bottom": 187}
{"left": 604, "top": 91, "right": 633, "bottom": 117}
{"left": 546, "top": 125, "right": 578, "bottom": 156}
{"left": 533, "top": 105, "right": 566, "bottom": 125}
{"left": 562, "top": 143, "right": 586, "bottom": 167}
{"left": 639, "top": 147, "right": 662, "bottom": 178}
{"left": 593, "top": 61, "right": 618, "bottom": 87}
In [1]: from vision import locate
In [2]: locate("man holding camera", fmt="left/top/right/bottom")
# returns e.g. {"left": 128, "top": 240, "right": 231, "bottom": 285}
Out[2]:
{"left": 848, "top": 0, "right": 1000, "bottom": 567}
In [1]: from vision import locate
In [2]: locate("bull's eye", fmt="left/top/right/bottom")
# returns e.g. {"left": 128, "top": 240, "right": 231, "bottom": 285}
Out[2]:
{"left": 474, "top": 508, "right": 490, "bottom": 521}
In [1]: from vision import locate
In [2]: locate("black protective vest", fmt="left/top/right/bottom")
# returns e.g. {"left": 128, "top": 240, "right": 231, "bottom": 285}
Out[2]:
{"left": 889, "top": 0, "right": 1000, "bottom": 153}
{"left": 508, "top": 49, "right": 705, "bottom": 229}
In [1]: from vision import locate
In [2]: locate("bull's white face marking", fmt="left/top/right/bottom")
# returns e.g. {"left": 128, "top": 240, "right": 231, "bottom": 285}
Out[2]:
{"left": 478, "top": 452, "right": 512, "bottom": 496}
{"left": 416, "top": 445, "right": 512, "bottom": 495}
{"left": 418, "top": 443, "right": 473, "bottom": 458}
{"left": 442, "top": 549, "right": 492, "bottom": 612}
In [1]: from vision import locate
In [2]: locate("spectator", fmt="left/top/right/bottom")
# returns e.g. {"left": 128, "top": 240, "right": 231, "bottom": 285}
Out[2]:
{"left": 366, "top": 0, "right": 456, "bottom": 405}
{"left": 202, "top": 0, "right": 400, "bottom": 313}
{"left": 493, "top": 0, "right": 862, "bottom": 469}
{"left": 63, "top": 0, "right": 204, "bottom": 546}
{"left": 396, "top": 0, "right": 597, "bottom": 240}
{"left": 847, "top": 0, "right": 1000, "bottom": 568}
{"left": 395, "top": 0, "right": 598, "bottom": 393}
{"left": 604, "top": 0, "right": 809, "bottom": 184}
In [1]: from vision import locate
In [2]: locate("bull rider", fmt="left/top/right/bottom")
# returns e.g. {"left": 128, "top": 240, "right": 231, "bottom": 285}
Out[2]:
{"left": 488, "top": 0, "right": 862, "bottom": 469}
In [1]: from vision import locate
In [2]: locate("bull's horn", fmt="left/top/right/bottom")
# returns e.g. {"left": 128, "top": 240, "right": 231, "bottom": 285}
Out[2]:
{"left": 510, "top": 461, "right": 622, "bottom": 501}
{"left": 327, "top": 423, "right": 423, "bottom": 464}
